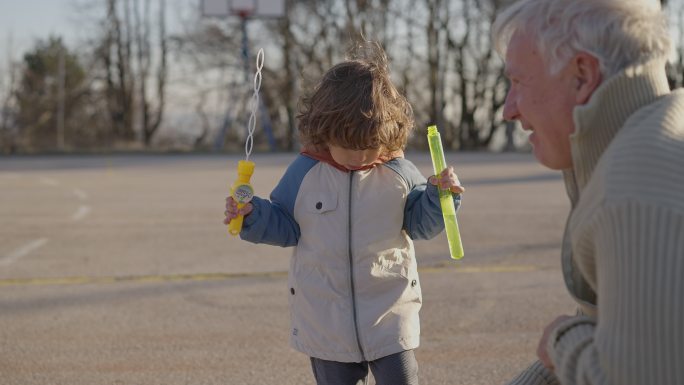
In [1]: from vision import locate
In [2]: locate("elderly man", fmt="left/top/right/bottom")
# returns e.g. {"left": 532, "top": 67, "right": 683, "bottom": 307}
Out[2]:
{"left": 492, "top": 0, "right": 684, "bottom": 384}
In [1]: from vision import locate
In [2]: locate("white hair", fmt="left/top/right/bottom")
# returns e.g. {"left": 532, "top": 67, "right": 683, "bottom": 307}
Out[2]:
{"left": 492, "top": 0, "right": 672, "bottom": 77}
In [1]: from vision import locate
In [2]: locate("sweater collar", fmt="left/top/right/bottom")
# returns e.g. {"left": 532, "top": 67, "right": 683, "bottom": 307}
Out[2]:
{"left": 562, "top": 60, "right": 670, "bottom": 203}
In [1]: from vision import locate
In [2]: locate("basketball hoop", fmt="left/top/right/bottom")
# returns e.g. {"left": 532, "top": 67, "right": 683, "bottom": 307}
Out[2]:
{"left": 231, "top": 0, "right": 255, "bottom": 18}
{"left": 200, "top": 0, "right": 283, "bottom": 152}
{"left": 200, "top": 0, "right": 285, "bottom": 19}
{"left": 235, "top": 10, "right": 251, "bottom": 18}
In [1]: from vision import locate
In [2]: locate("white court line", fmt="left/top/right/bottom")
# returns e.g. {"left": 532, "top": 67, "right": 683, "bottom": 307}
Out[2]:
{"left": 72, "top": 205, "right": 91, "bottom": 221}
{"left": 0, "top": 238, "right": 49, "bottom": 266}
{"left": 72, "top": 188, "right": 88, "bottom": 200}
{"left": 39, "top": 177, "right": 59, "bottom": 186}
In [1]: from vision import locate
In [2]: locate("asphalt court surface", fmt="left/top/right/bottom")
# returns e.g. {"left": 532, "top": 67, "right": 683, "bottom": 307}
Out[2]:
{"left": 0, "top": 152, "right": 575, "bottom": 385}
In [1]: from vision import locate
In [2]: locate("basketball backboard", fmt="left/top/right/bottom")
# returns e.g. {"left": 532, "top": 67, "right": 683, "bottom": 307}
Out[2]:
{"left": 201, "top": 0, "right": 286, "bottom": 18}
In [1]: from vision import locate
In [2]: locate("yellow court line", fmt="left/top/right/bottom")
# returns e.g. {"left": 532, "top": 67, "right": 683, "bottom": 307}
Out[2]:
{"left": 421, "top": 264, "right": 542, "bottom": 274}
{"left": 0, "top": 264, "right": 542, "bottom": 288}
{"left": 0, "top": 271, "right": 288, "bottom": 288}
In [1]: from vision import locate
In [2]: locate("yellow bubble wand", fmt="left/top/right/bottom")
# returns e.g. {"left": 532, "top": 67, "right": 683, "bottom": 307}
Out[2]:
{"left": 228, "top": 48, "right": 264, "bottom": 236}
{"left": 427, "top": 125, "right": 464, "bottom": 259}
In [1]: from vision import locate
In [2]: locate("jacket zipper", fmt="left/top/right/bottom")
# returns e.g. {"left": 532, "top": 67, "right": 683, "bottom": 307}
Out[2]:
{"left": 348, "top": 171, "right": 365, "bottom": 360}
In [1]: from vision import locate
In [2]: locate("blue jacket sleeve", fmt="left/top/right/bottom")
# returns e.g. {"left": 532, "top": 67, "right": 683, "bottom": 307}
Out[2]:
{"left": 386, "top": 158, "right": 462, "bottom": 240}
{"left": 239, "top": 155, "right": 317, "bottom": 247}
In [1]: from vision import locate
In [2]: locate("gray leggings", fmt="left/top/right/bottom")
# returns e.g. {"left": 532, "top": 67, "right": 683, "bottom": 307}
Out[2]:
{"left": 310, "top": 350, "right": 419, "bottom": 385}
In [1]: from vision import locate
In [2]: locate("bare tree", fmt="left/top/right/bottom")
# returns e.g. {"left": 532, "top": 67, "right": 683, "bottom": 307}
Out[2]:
{"left": 276, "top": 0, "right": 298, "bottom": 150}
{"left": 271, "top": 0, "right": 398, "bottom": 150}
{"left": 0, "top": 36, "right": 19, "bottom": 153}
{"left": 97, "top": 0, "right": 167, "bottom": 147}
{"left": 9, "top": 0, "right": 682, "bottom": 153}
{"left": 426, "top": 0, "right": 445, "bottom": 135}
{"left": 133, "top": 0, "right": 167, "bottom": 146}
{"left": 666, "top": 1, "right": 684, "bottom": 90}
{"left": 173, "top": 0, "right": 516, "bottom": 153}
{"left": 101, "top": 0, "right": 135, "bottom": 142}
{"left": 442, "top": 0, "right": 507, "bottom": 150}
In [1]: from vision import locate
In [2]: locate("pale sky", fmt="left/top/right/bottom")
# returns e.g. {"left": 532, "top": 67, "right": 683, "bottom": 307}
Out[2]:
{"left": 0, "top": 0, "right": 192, "bottom": 66}
{"left": 0, "top": 0, "right": 674, "bottom": 60}
{"left": 0, "top": 0, "right": 80, "bottom": 63}
{"left": 0, "top": 0, "right": 681, "bottom": 72}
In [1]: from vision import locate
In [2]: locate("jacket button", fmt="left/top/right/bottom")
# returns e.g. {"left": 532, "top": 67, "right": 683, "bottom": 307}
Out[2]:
{"left": 315, "top": 202, "right": 322, "bottom": 210}
{"left": 411, "top": 279, "right": 417, "bottom": 287}
{"left": 290, "top": 288, "right": 295, "bottom": 295}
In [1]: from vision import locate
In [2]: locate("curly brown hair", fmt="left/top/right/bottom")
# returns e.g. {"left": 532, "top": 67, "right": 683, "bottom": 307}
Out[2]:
{"left": 297, "top": 42, "right": 414, "bottom": 155}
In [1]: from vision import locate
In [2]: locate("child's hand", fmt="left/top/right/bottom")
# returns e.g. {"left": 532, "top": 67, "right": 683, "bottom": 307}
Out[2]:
{"left": 428, "top": 166, "right": 465, "bottom": 194}
{"left": 223, "top": 196, "right": 254, "bottom": 225}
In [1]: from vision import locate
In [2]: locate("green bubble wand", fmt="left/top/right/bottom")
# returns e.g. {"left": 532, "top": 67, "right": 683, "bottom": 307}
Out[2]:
{"left": 427, "top": 125, "right": 464, "bottom": 259}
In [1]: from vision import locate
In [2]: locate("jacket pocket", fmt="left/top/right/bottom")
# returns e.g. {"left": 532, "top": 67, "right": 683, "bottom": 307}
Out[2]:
{"left": 376, "top": 248, "right": 412, "bottom": 278}
{"left": 302, "top": 191, "right": 338, "bottom": 214}
{"left": 372, "top": 249, "right": 422, "bottom": 301}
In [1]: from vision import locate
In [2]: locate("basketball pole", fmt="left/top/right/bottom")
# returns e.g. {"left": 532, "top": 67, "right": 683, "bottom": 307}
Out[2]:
{"left": 240, "top": 13, "right": 250, "bottom": 83}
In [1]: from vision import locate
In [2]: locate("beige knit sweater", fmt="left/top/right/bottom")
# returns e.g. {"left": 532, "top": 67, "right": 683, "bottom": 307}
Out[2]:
{"left": 507, "top": 61, "right": 684, "bottom": 385}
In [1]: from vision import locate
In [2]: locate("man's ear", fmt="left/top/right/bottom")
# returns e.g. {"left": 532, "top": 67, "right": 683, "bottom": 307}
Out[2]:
{"left": 572, "top": 52, "right": 602, "bottom": 104}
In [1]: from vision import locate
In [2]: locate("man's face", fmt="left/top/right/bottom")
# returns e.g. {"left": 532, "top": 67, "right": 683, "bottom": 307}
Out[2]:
{"left": 502, "top": 31, "right": 578, "bottom": 170}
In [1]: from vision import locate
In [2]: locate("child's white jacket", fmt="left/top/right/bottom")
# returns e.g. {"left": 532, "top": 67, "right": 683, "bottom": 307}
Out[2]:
{"left": 240, "top": 154, "right": 459, "bottom": 362}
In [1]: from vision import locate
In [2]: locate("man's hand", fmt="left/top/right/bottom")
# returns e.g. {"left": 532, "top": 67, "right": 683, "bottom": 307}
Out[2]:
{"left": 538, "top": 314, "right": 574, "bottom": 371}
{"left": 223, "top": 196, "right": 253, "bottom": 225}
{"left": 428, "top": 166, "right": 465, "bottom": 194}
